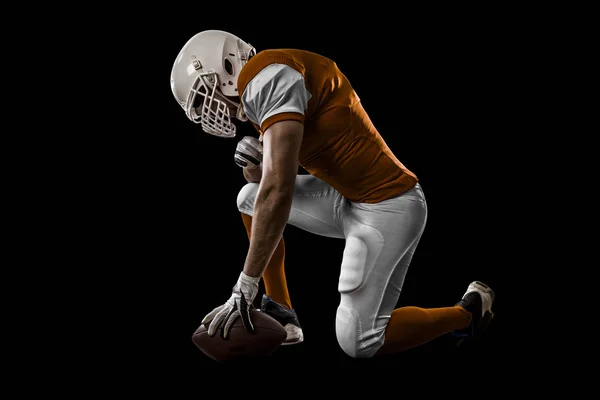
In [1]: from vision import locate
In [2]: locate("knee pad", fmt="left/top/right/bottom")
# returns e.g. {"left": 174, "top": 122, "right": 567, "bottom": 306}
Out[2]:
{"left": 335, "top": 303, "right": 383, "bottom": 358}
{"left": 236, "top": 183, "right": 258, "bottom": 214}
{"left": 336, "top": 303, "right": 362, "bottom": 358}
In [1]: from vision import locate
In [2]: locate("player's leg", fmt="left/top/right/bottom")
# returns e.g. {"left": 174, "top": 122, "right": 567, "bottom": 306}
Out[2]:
{"left": 333, "top": 184, "right": 429, "bottom": 357}
{"left": 373, "top": 185, "right": 494, "bottom": 354}
{"left": 373, "top": 235, "right": 472, "bottom": 355}
{"left": 377, "top": 281, "right": 494, "bottom": 354}
{"left": 334, "top": 183, "right": 493, "bottom": 357}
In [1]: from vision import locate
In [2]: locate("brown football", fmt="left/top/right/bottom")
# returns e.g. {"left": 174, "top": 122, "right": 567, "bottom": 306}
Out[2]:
{"left": 192, "top": 309, "right": 286, "bottom": 363}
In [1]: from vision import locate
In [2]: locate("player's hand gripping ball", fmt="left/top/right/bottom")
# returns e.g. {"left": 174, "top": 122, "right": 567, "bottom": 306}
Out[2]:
{"left": 234, "top": 136, "right": 263, "bottom": 169}
{"left": 192, "top": 272, "right": 286, "bottom": 363}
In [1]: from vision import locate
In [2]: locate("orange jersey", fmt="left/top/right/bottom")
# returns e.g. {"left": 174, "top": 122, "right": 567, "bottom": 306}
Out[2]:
{"left": 237, "top": 49, "right": 417, "bottom": 203}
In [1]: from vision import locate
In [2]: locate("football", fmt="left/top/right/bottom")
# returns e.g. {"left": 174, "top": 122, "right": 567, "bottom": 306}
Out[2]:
{"left": 192, "top": 309, "right": 287, "bottom": 363}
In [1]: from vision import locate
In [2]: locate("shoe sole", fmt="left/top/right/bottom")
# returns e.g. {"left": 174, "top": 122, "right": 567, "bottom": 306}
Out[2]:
{"left": 281, "top": 324, "right": 304, "bottom": 345}
{"left": 470, "top": 281, "right": 495, "bottom": 325}
{"left": 453, "top": 281, "right": 495, "bottom": 340}
{"left": 468, "top": 281, "right": 495, "bottom": 335}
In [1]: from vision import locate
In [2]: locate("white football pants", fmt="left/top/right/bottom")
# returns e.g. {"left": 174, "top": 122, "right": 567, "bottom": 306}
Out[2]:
{"left": 236, "top": 174, "right": 428, "bottom": 358}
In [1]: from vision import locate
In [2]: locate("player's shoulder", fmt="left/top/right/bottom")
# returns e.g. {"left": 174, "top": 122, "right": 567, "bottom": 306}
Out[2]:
{"left": 251, "top": 48, "right": 308, "bottom": 60}
{"left": 254, "top": 48, "right": 332, "bottom": 66}
{"left": 238, "top": 49, "right": 306, "bottom": 94}
{"left": 253, "top": 48, "right": 294, "bottom": 59}
{"left": 244, "top": 49, "right": 305, "bottom": 73}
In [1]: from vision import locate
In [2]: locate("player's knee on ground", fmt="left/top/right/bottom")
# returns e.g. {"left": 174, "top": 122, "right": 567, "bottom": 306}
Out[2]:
{"left": 335, "top": 304, "right": 385, "bottom": 358}
{"left": 335, "top": 235, "right": 385, "bottom": 358}
{"left": 237, "top": 182, "right": 258, "bottom": 214}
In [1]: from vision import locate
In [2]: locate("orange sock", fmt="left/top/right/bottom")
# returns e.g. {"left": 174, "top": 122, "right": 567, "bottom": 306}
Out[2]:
{"left": 376, "top": 306, "right": 472, "bottom": 355}
{"left": 240, "top": 213, "right": 292, "bottom": 309}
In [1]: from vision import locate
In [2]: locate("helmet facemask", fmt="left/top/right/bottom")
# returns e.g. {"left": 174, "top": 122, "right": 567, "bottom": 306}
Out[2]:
{"left": 186, "top": 71, "right": 240, "bottom": 138}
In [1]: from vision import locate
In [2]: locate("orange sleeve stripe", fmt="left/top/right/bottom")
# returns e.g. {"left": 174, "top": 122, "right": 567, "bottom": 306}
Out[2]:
{"left": 261, "top": 112, "right": 305, "bottom": 132}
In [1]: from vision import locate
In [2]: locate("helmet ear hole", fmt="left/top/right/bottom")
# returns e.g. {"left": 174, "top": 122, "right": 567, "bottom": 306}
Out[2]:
{"left": 224, "top": 58, "right": 234, "bottom": 75}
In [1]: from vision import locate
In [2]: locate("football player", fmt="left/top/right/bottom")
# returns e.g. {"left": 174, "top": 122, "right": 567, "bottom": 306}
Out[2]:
{"left": 170, "top": 30, "right": 495, "bottom": 357}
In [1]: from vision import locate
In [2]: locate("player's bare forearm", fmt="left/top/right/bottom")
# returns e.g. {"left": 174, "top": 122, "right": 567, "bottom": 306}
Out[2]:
{"left": 242, "top": 120, "right": 304, "bottom": 279}
{"left": 243, "top": 185, "right": 293, "bottom": 278}
{"left": 243, "top": 164, "right": 262, "bottom": 183}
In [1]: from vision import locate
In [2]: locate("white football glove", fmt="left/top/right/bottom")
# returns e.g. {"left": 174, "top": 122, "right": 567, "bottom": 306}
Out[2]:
{"left": 201, "top": 271, "right": 261, "bottom": 338}
{"left": 234, "top": 136, "right": 263, "bottom": 169}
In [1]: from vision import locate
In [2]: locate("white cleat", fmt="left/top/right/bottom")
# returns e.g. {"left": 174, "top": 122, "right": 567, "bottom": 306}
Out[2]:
{"left": 453, "top": 281, "right": 495, "bottom": 338}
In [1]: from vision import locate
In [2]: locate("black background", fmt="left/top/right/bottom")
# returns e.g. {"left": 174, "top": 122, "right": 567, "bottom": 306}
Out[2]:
{"left": 8, "top": 3, "right": 581, "bottom": 391}
{"left": 114, "top": 10, "right": 535, "bottom": 380}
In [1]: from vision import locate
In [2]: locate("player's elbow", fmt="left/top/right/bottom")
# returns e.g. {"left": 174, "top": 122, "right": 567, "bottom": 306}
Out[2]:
{"left": 259, "top": 180, "right": 294, "bottom": 205}
{"left": 260, "top": 166, "right": 295, "bottom": 197}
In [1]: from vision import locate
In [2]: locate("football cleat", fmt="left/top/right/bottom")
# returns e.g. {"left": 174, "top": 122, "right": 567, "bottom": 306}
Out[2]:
{"left": 261, "top": 294, "right": 304, "bottom": 345}
{"left": 452, "top": 281, "right": 495, "bottom": 339}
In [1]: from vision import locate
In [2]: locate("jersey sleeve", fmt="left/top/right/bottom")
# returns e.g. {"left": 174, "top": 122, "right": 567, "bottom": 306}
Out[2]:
{"left": 241, "top": 63, "right": 312, "bottom": 133}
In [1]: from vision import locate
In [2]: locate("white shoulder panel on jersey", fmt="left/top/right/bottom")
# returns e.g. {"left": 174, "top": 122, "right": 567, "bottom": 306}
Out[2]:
{"left": 241, "top": 63, "right": 312, "bottom": 128}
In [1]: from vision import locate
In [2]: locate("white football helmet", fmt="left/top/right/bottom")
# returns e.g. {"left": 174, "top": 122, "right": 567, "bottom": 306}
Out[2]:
{"left": 170, "top": 30, "right": 256, "bottom": 138}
